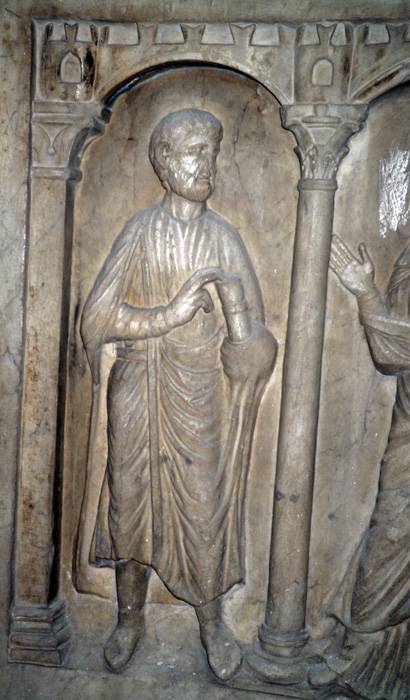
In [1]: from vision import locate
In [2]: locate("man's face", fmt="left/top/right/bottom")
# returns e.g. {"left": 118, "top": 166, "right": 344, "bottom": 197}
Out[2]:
{"left": 165, "top": 128, "right": 220, "bottom": 203}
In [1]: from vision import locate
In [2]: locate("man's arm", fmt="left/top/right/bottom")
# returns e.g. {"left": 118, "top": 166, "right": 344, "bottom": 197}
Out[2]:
{"left": 104, "top": 303, "right": 171, "bottom": 341}
{"left": 104, "top": 268, "right": 226, "bottom": 342}
{"left": 330, "top": 235, "right": 410, "bottom": 375}
{"left": 216, "top": 218, "right": 277, "bottom": 383}
{"left": 216, "top": 216, "right": 265, "bottom": 323}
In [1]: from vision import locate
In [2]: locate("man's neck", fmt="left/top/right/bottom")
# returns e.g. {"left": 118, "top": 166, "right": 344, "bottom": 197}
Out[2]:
{"left": 162, "top": 191, "right": 206, "bottom": 221}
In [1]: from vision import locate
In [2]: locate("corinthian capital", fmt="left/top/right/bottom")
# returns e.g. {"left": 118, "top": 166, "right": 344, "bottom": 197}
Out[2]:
{"left": 280, "top": 103, "right": 368, "bottom": 182}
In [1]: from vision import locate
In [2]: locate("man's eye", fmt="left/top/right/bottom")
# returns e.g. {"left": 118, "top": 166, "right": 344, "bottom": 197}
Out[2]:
{"left": 186, "top": 145, "right": 207, "bottom": 155}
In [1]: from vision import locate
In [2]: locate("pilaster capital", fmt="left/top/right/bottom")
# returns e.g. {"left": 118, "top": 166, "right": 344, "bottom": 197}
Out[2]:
{"left": 31, "top": 100, "right": 111, "bottom": 177}
{"left": 280, "top": 103, "right": 369, "bottom": 182}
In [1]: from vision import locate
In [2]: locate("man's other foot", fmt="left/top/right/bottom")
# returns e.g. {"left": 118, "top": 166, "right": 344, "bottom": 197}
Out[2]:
{"left": 103, "top": 612, "right": 145, "bottom": 672}
{"left": 199, "top": 619, "right": 242, "bottom": 681}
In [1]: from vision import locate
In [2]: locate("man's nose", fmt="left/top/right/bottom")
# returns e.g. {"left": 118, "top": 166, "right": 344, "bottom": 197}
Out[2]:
{"left": 201, "top": 155, "right": 213, "bottom": 174}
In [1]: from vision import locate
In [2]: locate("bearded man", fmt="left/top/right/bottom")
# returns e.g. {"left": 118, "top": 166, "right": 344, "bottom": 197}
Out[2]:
{"left": 80, "top": 109, "right": 277, "bottom": 678}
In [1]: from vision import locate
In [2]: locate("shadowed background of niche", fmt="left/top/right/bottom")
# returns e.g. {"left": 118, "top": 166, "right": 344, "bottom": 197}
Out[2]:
{"left": 61, "top": 64, "right": 298, "bottom": 665}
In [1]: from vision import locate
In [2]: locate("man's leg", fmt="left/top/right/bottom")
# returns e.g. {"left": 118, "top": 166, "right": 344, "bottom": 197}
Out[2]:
{"left": 195, "top": 597, "right": 242, "bottom": 680}
{"left": 104, "top": 560, "right": 150, "bottom": 672}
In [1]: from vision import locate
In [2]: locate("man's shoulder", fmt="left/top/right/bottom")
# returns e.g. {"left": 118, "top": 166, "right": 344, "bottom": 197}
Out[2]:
{"left": 106, "top": 205, "right": 160, "bottom": 260}
{"left": 114, "top": 204, "right": 160, "bottom": 242}
{"left": 205, "top": 209, "right": 243, "bottom": 247}
{"left": 125, "top": 203, "right": 161, "bottom": 229}
{"left": 205, "top": 209, "right": 238, "bottom": 235}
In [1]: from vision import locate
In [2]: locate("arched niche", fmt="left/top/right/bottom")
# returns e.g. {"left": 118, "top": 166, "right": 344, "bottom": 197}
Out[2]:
{"left": 57, "top": 63, "right": 299, "bottom": 668}
{"left": 14, "top": 16, "right": 410, "bottom": 672}
{"left": 93, "top": 52, "right": 291, "bottom": 108}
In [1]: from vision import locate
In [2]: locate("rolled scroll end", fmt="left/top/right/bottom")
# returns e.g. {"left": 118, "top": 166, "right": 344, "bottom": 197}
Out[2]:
{"left": 216, "top": 273, "right": 253, "bottom": 343}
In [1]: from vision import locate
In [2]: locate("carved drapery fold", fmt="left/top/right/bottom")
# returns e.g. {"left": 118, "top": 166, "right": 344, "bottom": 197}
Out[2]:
{"left": 9, "top": 13, "right": 410, "bottom": 685}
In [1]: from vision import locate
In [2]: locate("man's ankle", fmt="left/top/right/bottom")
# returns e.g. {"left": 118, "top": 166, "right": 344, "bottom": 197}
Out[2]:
{"left": 118, "top": 607, "right": 145, "bottom": 625}
{"left": 195, "top": 600, "right": 220, "bottom": 627}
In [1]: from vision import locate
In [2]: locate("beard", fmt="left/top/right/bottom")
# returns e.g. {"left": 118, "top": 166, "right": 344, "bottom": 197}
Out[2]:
{"left": 166, "top": 161, "right": 214, "bottom": 202}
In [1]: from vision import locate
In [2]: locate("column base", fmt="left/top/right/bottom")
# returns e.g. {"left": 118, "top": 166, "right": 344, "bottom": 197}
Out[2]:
{"left": 228, "top": 665, "right": 316, "bottom": 699}
{"left": 243, "top": 625, "right": 337, "bottom": 695}
{"left": 8, "top": 599, "right": 70, "bottom": 666}
{"left": 230, "top": 664, "right": 356, "bottom": 699}
{"left": 259, "top": 623, "right": 310, "bottom": 658}
{"left": 245, "top": 641, "right": 312, "bottom": 687}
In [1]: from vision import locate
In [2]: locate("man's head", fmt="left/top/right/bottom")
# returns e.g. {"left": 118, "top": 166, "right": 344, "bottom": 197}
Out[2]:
{"left": 149, "top": 109, "right": 223, "bottom": 203}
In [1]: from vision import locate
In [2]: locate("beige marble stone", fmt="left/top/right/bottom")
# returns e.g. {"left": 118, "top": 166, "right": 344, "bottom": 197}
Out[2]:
{"left": 64, "top": 65, "right": 295, "bottom": 630}
{"left": 2, "top": 1, "right": 410, "bottom": 699}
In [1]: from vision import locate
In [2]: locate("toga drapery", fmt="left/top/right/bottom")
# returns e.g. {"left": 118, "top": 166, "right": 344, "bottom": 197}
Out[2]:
{"left": 328, "top": 244, "right": 410, "bottom": 699}
{"left": 80, "top": 203, "right": 266, "bottom": 606}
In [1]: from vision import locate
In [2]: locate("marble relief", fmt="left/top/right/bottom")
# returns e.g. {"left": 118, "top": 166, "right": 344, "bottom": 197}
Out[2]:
{"left": 5, "top": 9, "right": 410, "bottom": 700}
{"left": 63, "top": 68, "right": 293, "bottom": 686}
{"left": 76, "top": 107, "right": 277, "bottom": 677}
{"left": 312, "top": 234, "right": 410, "bottom": 698}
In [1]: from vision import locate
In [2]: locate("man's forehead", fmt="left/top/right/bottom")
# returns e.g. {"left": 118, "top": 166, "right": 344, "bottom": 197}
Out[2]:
{"left": 170, "top": 127, "right": 219, "bottom": 150}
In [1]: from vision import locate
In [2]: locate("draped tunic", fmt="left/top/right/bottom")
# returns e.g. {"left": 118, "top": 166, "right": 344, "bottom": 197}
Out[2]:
{"left": 80, "top": 203, "right": 267, "bottom": 606}
{"left": 328, "top": 244, "right": 410, "bottom": 699}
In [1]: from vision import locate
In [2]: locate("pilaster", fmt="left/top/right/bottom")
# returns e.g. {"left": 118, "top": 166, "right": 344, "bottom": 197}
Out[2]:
{"left": 9, "top": 97, "right": 110, "bottom": 665}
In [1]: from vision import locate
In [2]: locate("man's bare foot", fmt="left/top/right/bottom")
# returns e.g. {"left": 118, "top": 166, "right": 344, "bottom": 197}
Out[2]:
{"left": 199, "top": 619, "right": 242, "bottom": 681}
{"left": 103, "top": 611, "right": 145, "bottom": 672}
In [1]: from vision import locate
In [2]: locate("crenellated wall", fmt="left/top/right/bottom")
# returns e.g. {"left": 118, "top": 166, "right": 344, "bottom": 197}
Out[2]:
{"left": 2, "top": 3, "right": 410, "bottom": 699}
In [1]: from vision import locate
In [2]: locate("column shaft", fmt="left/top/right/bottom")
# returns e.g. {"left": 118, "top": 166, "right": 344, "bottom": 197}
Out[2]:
{"left": 9, "top": 169, "right": 78, "bottom": 665}
{"left": 9, "top": 98, "right": 107, "bottom": 665}
{"left": 15, "top": 171, "right": 71, "bottom": 606}
{"left": 245, "top": 104, "right": 368, "bottom": 684}
{"left": 266, "top": 182, "right": 336, "bottom": 634}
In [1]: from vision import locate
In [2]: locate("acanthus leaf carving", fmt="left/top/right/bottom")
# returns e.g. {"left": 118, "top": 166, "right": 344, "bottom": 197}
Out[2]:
{"left": 281, "top": 103, "right": 368, "bottom": 181}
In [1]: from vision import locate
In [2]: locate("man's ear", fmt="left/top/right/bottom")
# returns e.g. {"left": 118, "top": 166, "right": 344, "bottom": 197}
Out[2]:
{"left": 155, "top": 141, "right": 170, "bottom": 171}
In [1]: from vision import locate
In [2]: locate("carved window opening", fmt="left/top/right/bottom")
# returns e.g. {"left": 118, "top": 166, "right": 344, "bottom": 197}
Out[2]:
{"left": 59, "top": 50, "right": 82, "bottom": 84}
{"left": 311, "top": 58, "right": 334, "bottom": 86}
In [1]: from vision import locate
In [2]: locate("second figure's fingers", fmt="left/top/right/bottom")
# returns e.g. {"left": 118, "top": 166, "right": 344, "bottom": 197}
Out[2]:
{"left": 332, "top": 243, "right": 352, "bottom": 266}
{"left": 358, "top": 242, "right": 372, "bottom": 264}
{"left": 332, "top": 234, "right": 355, "bottom": 263}
{"left": 330, "top": 249, "right": 346, "bottom": 270}
{"left": 329, "top": 254, "right": 345, "bottom": 276}
{"left": 331, "top": 245, "right": 350, "bottom": 267}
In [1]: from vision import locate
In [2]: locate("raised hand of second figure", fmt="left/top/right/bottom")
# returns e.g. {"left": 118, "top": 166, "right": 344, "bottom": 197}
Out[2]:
{"left": 330, "top": 234, "right": 375, "bottom": 297}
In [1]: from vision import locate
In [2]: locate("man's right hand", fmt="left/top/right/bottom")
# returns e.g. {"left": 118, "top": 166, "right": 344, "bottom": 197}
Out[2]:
{"left": 330, "top": 234, "right": 375, "bottom": 297}
{"left": 164, "top": 267, "right": 225, "bottom": 330}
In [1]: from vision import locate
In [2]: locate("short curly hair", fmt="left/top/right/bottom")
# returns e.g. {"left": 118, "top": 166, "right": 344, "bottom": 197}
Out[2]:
{"left": 149, "top": 109, "right": 223, "bottom": 185}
